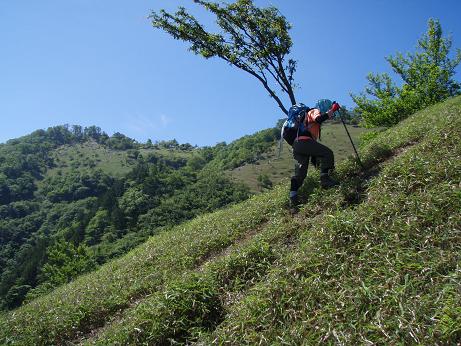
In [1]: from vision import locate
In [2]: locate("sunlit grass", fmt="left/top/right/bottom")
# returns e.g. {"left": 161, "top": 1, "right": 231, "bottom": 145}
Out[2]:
{"left": 46, "top": 142, "right": 195, "bottom": 179}
{"left": 1, "top": 96, "right": 460, "bottom": 345}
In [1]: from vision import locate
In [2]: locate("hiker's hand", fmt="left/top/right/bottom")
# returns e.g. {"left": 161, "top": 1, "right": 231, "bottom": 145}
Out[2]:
{"left": 327, "top": 102, "right": 340, "bottom": 118}
{"left": 330, "top": 102, "right": 341, "bottom": 113}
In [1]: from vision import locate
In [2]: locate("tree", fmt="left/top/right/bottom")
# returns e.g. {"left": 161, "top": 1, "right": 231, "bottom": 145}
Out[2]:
{"left": 24, "top": 240, "right": 97, "bottom": 302}
{"left": 40, "top": 240, "right": 96, "bottom": 285}
{"left": 108, "top": 132, "right": 136, "bottom": 150}
{"left": 71, "top": 125, "right": 83, "bottom": 141}
{"left": 352, "top": 19, "right": 461, "bottom": 127}
{"left": 85, "top": 209, "right": 111, "bottom": 245}
{"left": 118, "top": 186, "right": 150, "bottom": 225}
{"left": 387, "top": 19, "right": 461, "bottom": 104}
{"left": 83, "top": 125, "right": 102, "bottom": 141}
{"left": 150, "top": 0, "right": 297, "bottom": 115}
{"left": 187, "top": 154, "right": 207, "bottom": 171}
{"left": 4, "top": 285, "right": 31, "bottom": 309}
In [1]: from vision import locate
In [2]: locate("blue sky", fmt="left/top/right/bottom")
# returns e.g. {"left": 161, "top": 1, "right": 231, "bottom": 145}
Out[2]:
{"left": 1, "top": 0, "right": 460, "bottom": 146}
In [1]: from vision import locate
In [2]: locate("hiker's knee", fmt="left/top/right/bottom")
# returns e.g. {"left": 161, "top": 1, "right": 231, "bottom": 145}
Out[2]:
{"left": 324, "top": 146, "right": 333, "bottom": 159}
{"left": 295, "top": 161, "right": 308, "bottom": 179}
{"left": 324, "top": 147, "right": 334, "bottom": 166}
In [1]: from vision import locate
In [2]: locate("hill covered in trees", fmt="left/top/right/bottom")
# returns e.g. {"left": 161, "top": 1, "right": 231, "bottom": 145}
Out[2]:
{"left": 0, "top": 124, "right": 285, "bottom": 310}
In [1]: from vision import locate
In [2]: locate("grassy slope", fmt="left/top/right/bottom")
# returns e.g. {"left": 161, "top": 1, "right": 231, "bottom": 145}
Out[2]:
{"left": 1, "top": 96, "right": 460, "bottom": 345}
{"left": 46, "top": 141, "right": 194, "bottom": 179}
{"left": 229, "top": 123, "right": 368, "bottom": 193}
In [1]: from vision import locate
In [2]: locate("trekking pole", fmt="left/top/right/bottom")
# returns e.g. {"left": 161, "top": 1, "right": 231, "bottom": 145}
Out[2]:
{"left": 333, "top": 102, "right": 364, "bottom": 168}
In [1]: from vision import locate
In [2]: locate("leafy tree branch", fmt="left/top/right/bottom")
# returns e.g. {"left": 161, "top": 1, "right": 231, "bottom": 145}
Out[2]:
{"left": 150, "top": 0, "right": 298, "bottom": 115}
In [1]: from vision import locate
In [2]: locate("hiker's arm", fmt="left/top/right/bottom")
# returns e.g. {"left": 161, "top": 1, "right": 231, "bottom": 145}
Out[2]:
{"left": 314, "top": 110, "right": 332, "bottom": 124}
{"left": 315, "top": 106, "right": 337, "bottom": 124}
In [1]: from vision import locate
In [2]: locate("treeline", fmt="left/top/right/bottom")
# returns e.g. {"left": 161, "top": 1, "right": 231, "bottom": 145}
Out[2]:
{"left": 0, "top": 123, "right": 282, "bottom": 310}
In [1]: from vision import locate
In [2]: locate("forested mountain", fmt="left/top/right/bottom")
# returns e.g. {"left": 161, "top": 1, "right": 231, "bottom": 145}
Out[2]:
{"left": 0, "top": 124, "right": 280, "bottom": 310}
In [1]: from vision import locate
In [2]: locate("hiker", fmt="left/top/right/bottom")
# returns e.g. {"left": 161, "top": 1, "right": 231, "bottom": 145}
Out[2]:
{"left": 284, "top": 99, "right": 341, "bottom": 207}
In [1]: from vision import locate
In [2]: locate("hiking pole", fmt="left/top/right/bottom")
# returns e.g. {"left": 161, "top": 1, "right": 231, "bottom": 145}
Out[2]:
{"left": 333, "top": 102, "right": 364, "bottom": 168}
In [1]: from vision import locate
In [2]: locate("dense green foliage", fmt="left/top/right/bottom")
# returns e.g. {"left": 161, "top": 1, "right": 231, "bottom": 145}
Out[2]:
{"left": 205, "top": 127, "right": 280, "bottom": 170}
{"left": 1, "top": 96, "right": 459, "bottom": 345}
{"left": 1, "top": 123, "right": 283, "bottom": 310}
{"left": 151, "top": 0, "right": 297, "bottom": 114}
{"left": 25, "top": 240, "right": 97, "bottom": 302}
{"left": 352, "top": 19, "right": 461, "bottom": 127}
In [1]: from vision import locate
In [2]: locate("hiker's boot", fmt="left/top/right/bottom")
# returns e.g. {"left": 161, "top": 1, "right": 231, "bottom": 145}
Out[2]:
{"left": 289, "top": 194, "right": 299, "bottom": 208}
{"left": 320, "top": 173, "right": 339, "bottom": 189}
{"left": 289, "top": 191, "right": 300, "bottom": 212}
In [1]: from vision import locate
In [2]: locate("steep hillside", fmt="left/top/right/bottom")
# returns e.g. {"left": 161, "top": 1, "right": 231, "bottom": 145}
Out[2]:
{"left": 0, "top": 126, "right": 249, "bottom": 310}
{"left": 0, "top": 122, "right": 288, "bottom": 311}
{"left": 1, "top": 96, "right": 460, "bottom": 344}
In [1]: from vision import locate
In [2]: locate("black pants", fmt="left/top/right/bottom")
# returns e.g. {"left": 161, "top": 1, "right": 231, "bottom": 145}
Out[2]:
{"left": 291, "top": 139, "right": 335, "bottom": 192}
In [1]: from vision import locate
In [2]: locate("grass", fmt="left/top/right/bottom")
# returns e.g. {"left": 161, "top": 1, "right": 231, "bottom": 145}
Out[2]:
{"left": 229, "top": 122, "right": 369, "bottom": 193}
{"left": 0, "top": 183, "right": 287, "bottom": 345}
{"left": 87, "top": 217, "right": 294, "bottom": 345}
{"left": 1, "top": 96, "right": 460, "bottom": 345}
{"left": 48, "top": 141, "right": 132, "bottom": 178}
{"left": 199, "top": 96, "right": 461, "bottom": 344}
{"left": 46, "top": 141, "right": 195, "bottom": 179}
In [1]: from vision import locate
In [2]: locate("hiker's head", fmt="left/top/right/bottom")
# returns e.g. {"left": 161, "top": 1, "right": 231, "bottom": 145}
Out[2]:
{"left": 315, "top": 99, "right": 333, "bottom": 113}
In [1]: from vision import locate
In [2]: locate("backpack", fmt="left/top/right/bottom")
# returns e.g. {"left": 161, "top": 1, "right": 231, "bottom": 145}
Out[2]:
{"left": 278, "top": 99, "right": 335, "bottom": 156}
{"left": 281, "top": 103, "right": 310, "bottom": 145}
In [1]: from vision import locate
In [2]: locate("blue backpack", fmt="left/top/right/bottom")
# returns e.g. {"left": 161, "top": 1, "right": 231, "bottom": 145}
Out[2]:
{"left": 281, "top": 103, "right": 310, "bottom": 145}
